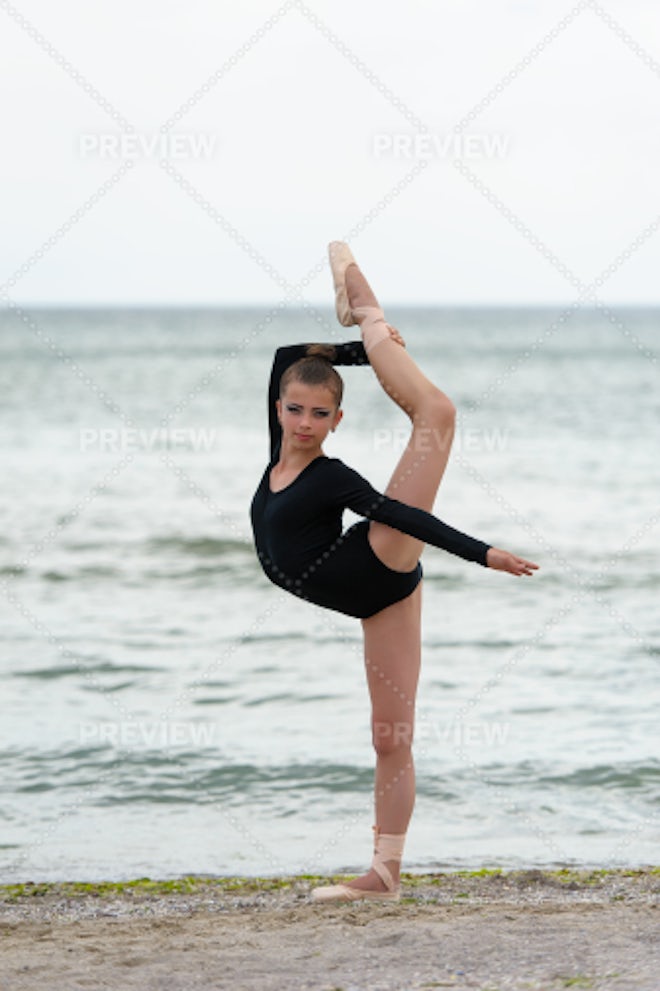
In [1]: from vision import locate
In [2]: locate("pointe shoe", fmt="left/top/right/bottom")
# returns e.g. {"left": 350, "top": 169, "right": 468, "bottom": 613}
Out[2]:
{"left": 328, "top": 241, "right": 391, "bottom": 353}
{"left": 311, "top": 825, "right": 404, "bottom": 903}
{"left": 328, "top": 241, "right": 358, "bottom": 327}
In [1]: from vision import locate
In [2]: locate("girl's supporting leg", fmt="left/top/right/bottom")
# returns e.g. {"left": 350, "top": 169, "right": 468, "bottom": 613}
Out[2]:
{"left": 342, "top": 585, "right": 422, "bottom": 893}
{"left": 345, "top": 263, "right": 456, "bottom": 573}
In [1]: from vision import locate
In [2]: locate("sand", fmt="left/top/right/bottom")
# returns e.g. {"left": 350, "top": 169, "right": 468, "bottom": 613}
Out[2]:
{"left": 1, "top": 869, "right": 659, "bottom": 990}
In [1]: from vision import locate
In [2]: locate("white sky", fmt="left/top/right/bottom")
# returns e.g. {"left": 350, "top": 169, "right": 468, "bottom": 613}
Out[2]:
{"left": 2, "top": 0, "right": 660, "bottom": 305}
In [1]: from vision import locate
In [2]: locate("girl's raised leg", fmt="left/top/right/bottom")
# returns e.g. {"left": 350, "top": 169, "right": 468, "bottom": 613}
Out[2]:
{"left": 345, "top": 261, "right": 456, "bottom": 572}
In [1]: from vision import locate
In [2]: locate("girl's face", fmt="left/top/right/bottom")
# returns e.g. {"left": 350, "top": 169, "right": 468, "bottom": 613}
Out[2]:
{"left": 277, "top": 380, "right": 343, "bottom": 452}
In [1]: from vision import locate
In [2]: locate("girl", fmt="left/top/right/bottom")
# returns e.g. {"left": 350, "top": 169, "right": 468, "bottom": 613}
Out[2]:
{"left": 250, "top": 243, "right": 538, "bottom": 902}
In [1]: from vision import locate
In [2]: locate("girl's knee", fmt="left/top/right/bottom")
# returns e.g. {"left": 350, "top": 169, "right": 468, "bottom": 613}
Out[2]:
{"left": 372, "top": 719, "right": 414, "bottom": 756}
{"left": 410, "top": 390, "right": 455, "bottom": 455}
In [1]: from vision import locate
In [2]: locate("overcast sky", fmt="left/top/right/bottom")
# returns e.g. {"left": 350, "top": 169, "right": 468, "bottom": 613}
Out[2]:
{"left": 2, "top": 0, "right": 660, "bottom": 305}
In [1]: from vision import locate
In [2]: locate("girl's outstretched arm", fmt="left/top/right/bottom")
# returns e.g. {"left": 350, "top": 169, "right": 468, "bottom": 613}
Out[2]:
{"left": 485, "top": 547, "right": 539, "bottom": 576}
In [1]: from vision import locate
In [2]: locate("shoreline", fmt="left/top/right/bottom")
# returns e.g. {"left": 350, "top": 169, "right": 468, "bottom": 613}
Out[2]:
{"left": 1, "top": 868, "right": 658, "bottom": 990}
{"left": 2, "top": 864, "right": 659, "bottom": 909}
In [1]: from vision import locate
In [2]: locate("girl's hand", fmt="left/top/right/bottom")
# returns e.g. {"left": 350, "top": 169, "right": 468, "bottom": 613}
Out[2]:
{"left": 486, "top": 547, "right": 539, "bottom": 576}
{"left": 386, "top": 324, "right": 406, "bottom": 348}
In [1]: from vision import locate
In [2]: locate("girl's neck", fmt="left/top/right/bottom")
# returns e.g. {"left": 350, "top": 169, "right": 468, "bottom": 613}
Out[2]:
{"left": 277, "top": 438, "right": 324, "bottom": 469}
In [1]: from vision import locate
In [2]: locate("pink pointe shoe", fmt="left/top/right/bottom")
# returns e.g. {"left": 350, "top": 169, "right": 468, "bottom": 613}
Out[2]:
{"left": 327, "top": 242, "right": 392, "bottom": 353}
{"left": 311, "top": 826, "right": 404, "bottom": 903}
{"left": 328, "top": 241, "right": 358, "bottom": 327}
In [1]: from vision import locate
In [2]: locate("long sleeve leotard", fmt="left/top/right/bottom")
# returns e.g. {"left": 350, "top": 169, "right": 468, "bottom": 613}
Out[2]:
{"left": 250, "top": 343, "right": 492, "bottom": 619}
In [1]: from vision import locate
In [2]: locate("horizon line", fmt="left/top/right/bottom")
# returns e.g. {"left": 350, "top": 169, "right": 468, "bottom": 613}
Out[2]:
{"left": 3, "top": 300, "right": 660, "bottom": 310}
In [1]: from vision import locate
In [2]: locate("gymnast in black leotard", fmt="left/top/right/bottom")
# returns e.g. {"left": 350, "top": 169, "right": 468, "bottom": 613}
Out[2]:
{"left": 250, "top": 242, "right": 538, "bottom": 904}
{"left": 250, "top": 342, "right": 492, "bottom": 619}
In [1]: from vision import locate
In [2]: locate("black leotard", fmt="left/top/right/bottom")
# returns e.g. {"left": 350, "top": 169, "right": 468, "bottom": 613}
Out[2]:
{"left": 250, "top": 343, "right": 492, "bottom": 619}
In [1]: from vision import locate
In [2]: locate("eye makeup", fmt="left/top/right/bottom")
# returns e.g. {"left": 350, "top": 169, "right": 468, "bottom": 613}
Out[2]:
{"left": 285, "top": 404, "right": 331, "bottom": 417}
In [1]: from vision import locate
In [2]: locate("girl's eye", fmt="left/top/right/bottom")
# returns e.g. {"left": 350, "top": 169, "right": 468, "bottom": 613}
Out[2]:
{"left": 315, "top": 411, "right": 330, "bottom": 418}
{"left": 285, "top": 405, "right": 301, "bottom": 413}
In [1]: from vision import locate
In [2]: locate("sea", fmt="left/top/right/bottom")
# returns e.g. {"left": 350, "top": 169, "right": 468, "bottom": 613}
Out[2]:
{"left": 1, "top": 304, "right": 658, "bottom": 883}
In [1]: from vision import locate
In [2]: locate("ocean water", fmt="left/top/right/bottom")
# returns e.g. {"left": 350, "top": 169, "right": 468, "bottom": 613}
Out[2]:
{"left": 1, "top": 304, "right": 658, "bottom": 882}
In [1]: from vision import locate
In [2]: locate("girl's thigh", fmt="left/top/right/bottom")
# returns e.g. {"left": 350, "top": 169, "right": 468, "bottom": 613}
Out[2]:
{"left": 361, "top": 585, "right": 422, "bottom": 741}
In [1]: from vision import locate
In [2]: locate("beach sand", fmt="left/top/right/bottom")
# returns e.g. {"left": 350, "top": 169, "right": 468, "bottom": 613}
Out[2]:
{"left": 1, "top": 869, "right": 658, "bottom": 990}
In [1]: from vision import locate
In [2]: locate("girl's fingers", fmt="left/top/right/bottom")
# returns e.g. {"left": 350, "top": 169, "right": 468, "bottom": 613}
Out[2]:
{"left": 386, "top": 324, "right": 406, "bottom": 347}
{"left": 489, "top": 548, "right": 539, "bottom": 575}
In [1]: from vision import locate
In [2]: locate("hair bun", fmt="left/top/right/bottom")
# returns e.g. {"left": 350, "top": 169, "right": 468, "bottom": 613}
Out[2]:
{"left": 305, "top": 343, "right": 336, "bottom": 361}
